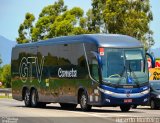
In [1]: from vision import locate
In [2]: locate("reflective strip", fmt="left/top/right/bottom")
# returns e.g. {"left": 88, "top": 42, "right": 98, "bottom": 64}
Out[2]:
{"left": 95, "top": 96, "right": 99, "bottom": 102}
{"left": 90, "top": 95, "right": 93, "bottom": 102}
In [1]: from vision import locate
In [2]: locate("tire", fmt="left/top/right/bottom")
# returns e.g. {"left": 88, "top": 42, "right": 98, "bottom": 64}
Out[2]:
{"left": 120, "top": 105, "right": 131, "bottom": 112}
{"left": 24, "top": 89, "right": 31, "bottom": 107}
{"left": 60, "top": 103, "right": 77, "bottom": 110}
{"left": 30, "top": 89, "right": 39, "bottom": 108}
{"left": 151, "top": 100, "right": 158, "bottom": 109}
{"left": 79, "top": 92, "right": 92, "bottom": 111}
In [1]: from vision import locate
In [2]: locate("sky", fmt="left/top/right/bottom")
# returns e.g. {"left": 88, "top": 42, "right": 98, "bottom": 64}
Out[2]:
{"left": 0, "top": 0, "right": 159, "bottom": 48}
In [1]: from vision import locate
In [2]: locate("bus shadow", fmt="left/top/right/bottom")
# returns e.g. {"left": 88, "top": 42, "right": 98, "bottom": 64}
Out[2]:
{"left": 15, "top": 105, "right": 144, "bottom": 113}
{"left": 135, "top": 107, "right": 159, "bottom": 110}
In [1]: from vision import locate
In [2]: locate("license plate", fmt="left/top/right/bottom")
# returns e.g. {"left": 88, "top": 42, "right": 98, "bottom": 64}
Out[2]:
{"left": 124, "top": 99, "right": 132, "bottom": 103}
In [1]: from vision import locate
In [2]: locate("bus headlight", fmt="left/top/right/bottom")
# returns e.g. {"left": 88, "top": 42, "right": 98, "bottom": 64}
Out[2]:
{"left": 97, "top": 87, "right": 113, "bottom": 95}
{"left": 141, "top": 89, "right": 150, "bottom": 95}
{"left": 104, "top": 90, "right": 113, "bottom": 95}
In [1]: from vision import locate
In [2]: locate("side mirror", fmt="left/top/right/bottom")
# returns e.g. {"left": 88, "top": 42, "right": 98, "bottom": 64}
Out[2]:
{"left": 90, "top": 51, "right": 102, "bottom": 69}
{"left": 146, "top": 53, "right": 155, "bottom": 68}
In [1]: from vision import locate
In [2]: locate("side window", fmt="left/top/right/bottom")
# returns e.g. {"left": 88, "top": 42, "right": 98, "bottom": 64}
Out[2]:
{"left": 87, "top": 52, "right": 99, "bottom": 81}
{"left": 84, "top": 43, "right": 99, "bottom": 81}
{"left": 70, "top": 43, "right": 89, "bottom": 79}
{"left": 91, "top": 58, "right": 99, "bottom": 81}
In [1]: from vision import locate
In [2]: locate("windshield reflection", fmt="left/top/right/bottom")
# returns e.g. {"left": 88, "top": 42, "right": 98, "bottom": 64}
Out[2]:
{"left": 101, "top": 48, "right": 148, "bottom": 86}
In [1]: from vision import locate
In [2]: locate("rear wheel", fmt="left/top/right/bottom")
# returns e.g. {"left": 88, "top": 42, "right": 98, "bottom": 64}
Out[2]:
{"left": 120, "top": 105, "right": 131, "bottom": 112}
{"left": 79, "top": 92, "right": 92, "bottom": 111}
{"left": 30, "top": 89, "right": 39, "bottom": 107}
{"left": 60, "top": 103, "right": 77, "bottom": 110}
{"left": 24, "top": 89, "right": 31, "bottom": 107}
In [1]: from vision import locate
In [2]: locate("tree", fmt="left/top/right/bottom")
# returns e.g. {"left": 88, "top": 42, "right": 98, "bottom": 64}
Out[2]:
{"left": 87, "top": 0, "right": 153, "bottom": 49}
{"left": 103, "top": 0, "right": 153, "bottom": 49}
{"left": 32, "top": 0, "right": 67, "bottom": 41}
{"left": 32, "top": 0, "right": 89, "bottom": 41}
{"left": 17, "top": 0, "right": 89, "bottom": 43}
{"left": 87, "top": 0, "right": 106, "bottom": 33}
{"left": 1, "top": 64, "right": 11, "bottom": 88}
{"left": 0, "top": 54, "right": 2, "bottom": 66}
{"left": 48, "top": 7, "right": 87, "bottom": 37}
{"left": 16, "top": 13, "right": 35, "bottom": 44}
{"left": 0, "top": 55, "right": 2, "bottom": 84}
{"left": 17, "top": 0, "right": 154, "bottom": 49}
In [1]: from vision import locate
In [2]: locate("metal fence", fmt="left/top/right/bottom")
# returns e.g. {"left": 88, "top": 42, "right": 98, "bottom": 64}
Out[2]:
{"left": 0, "top": 88, "right": 12, "bottom": 97}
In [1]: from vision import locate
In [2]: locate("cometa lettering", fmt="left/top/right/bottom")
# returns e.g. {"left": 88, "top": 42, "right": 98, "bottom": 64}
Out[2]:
{"left": 58, "top": 68, "right": 77, "bottom": 78}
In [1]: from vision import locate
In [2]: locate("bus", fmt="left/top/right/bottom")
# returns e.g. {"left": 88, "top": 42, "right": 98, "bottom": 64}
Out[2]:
{"left": 11, "top": 34, "right": 153, "bottom": 112}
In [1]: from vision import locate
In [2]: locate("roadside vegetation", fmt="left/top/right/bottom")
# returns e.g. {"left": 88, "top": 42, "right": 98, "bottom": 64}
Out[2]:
{"left": 0, "top": 56, "right": 11, "bottom": 88}
{"left": 16, "top": 0, "right": 154, "bottom": 50}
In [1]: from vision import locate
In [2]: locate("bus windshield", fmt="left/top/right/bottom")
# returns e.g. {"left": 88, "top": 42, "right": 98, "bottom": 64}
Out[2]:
{"left": 101, "top": 48, "right": 148, "bottom": 86}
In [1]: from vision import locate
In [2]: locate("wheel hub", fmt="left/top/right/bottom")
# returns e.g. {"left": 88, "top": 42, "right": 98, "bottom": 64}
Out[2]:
{"left": 81, "top": 95, "right": 87, "bottom": 108}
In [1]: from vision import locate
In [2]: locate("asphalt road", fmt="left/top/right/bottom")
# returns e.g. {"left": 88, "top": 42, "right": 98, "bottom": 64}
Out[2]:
{"left": 0, "top": 99, "right": 160, "bottom": 123}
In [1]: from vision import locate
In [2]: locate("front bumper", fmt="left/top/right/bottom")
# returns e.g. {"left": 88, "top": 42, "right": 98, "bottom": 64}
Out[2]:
{"left": 100, "top": 93, "right": 149, "bottom": 106}
{"left": 96, "top": 86, "right": 150, "bottom": 106}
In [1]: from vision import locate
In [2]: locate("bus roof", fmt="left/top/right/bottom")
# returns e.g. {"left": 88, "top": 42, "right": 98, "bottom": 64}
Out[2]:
{"left": 15, "top": 34, "right": 143, "bottom": 48}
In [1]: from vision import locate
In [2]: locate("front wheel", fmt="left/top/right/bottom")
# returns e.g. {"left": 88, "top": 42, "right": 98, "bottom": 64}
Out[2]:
{"left": 150, "top": 100, "right": 158, "bottom": 109}
{"left": 79, "top": 92, "right": 92, "bottom": 111}
{"left": 120, "top": 105, "right": 131, "bottom": 112}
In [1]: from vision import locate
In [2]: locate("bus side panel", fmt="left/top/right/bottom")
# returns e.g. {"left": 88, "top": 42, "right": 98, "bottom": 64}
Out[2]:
{"left": 11, "top": 46, "right": 39, "bottom": 101}
{"left": 38, "top": 42, "right": 99, "bottom": 104}
{"left": 37, "top": 45, "right": 59, "bottom": 103}
{"left": 11, "top": 47, "right": 24, "bottom": 101}
{"left": 83, "top": 43, "right": 103, "bottom": 105}
{"left": 69, "top": 43, "right": 91, "bottom": 104}
{"left": 37, "top": 44, "right": 79, "bottom": 103}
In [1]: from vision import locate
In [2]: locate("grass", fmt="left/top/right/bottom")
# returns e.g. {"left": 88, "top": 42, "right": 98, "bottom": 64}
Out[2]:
{"left": 0, "top": 94, "right": 12, "bottom": 99}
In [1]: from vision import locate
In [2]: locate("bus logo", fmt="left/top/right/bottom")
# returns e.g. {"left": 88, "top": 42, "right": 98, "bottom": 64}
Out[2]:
{"left": 125, "top": 90, "right": 132, "bottom": 97}
{"left": 19, "top": 57, "right": 44, "bottom": 83}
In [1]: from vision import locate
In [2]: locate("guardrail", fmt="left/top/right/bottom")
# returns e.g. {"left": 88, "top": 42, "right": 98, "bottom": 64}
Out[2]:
{"left": 0, "top": 88, "right": 12, "bottom": 97}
